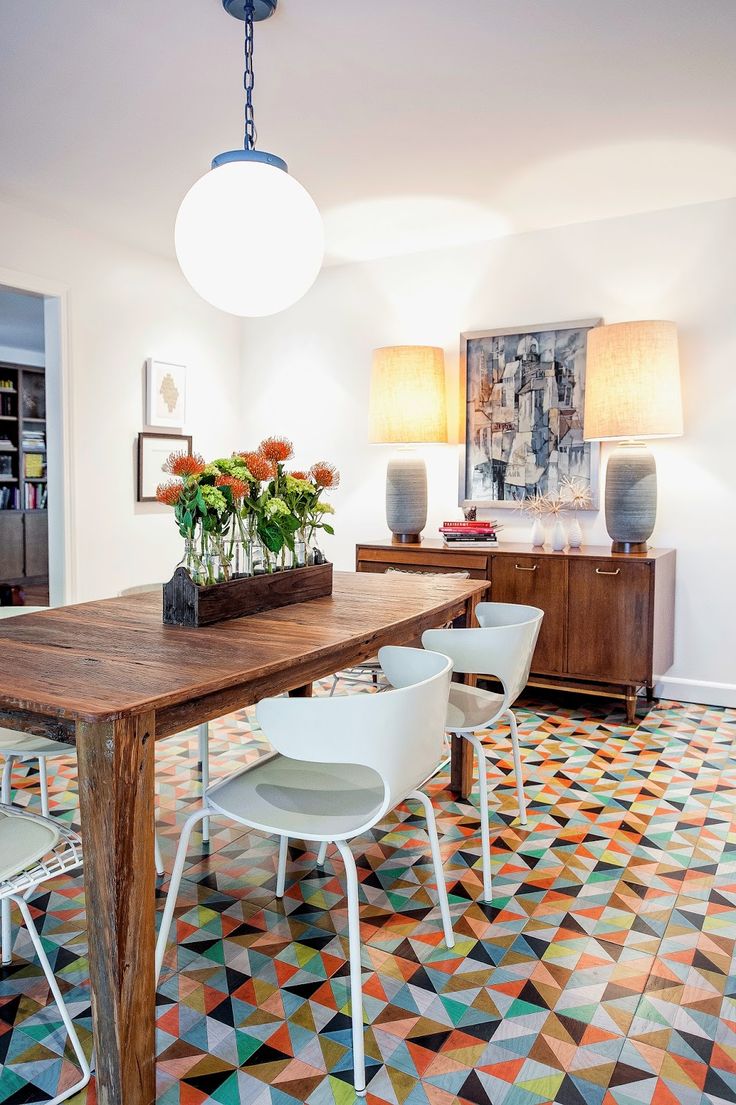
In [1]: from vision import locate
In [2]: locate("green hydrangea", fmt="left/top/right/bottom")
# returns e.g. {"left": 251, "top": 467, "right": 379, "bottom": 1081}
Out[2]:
{"left": 284, "top": 475, "right": 314, "bottom": 495}
{"left": 265, "top": 496, "right": 291, "bottom": 519}
{"left": 200, "top": 485, "right": 228, "bottom": 514}
{"left": 315, "top": 501, "right": 336, "bottom": 515}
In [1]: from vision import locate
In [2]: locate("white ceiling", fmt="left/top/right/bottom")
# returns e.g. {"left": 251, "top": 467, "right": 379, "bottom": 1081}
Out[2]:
{"left": 0, "top": 288, "right": 45, "bottom": 354}
{"left": 1, "top": 0, "right": 735, "bottom": 264}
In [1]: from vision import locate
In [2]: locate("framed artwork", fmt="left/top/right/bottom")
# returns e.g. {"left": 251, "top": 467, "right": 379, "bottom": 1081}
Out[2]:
{"left": 137, "top": 431, "right": 192, "bottom": 503}
{"left": 146, "top": 359, "right": 186, "bottom": 428}
{"left": 459, "top": 318, "right": 601, "bottom": 508}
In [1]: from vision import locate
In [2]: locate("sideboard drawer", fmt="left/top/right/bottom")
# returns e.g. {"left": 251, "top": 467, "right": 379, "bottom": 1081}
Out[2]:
{"left": 567, "top": 559, "right": 652, "bottom": 683}
{"left": 491, "top": 554, "right": 567, "bottom": 674}
{"left": 356, "top": 544, "right": 490, "bottom": 580}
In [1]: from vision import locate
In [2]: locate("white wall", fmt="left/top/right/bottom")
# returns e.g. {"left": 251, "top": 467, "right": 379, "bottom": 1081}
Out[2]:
{"left": 0, "top": 197, "right": 242, "bottom": 601}
{"left": 241, "top": 196, "right": 736, "bottom": 707}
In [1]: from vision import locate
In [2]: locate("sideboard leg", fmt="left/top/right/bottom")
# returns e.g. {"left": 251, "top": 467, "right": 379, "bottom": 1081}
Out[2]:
{"left": 625, "top": 687, "right": 638, "bottom": 725}
{"left": 646, "top": 684, "right": 654, "bottom": 703}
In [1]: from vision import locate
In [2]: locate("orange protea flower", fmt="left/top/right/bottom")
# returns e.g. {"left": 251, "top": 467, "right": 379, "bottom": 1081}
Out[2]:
{"left": 310, "top": 461, "right": 340, "bottom": 489}
{"left": 237, "top": 451, "right": 277, "bottom": 483}
{"left": 259, "top": 436, "right": 294, "bottom": 464}
{"left": 289, "top": 470, "right": 308, "bottom": 481}
{"left": 156, "top": 480, "right": 183, "bottom": 506}
{"left": 163, "top": 450, "right": 206, "bottom": 478}
{"left": 216, "top": 475, "right": 250, "bottom": 501}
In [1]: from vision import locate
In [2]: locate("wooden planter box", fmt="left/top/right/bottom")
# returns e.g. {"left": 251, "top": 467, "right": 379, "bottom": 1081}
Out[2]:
{"left": 163, "top": 562, "right": 333, "bottom": 628}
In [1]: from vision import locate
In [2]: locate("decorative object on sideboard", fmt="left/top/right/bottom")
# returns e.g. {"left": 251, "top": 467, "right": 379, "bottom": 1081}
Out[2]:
{"left": 156, "top": 437, "right": 338, "bottom": 625}
{"left": 369, "top": 346, "right": 448, "bottom": 545}
{"left": 559, "top": 475, "right": 594, "bottom": 549}
{"left": 516, "top": 490, "right": 547, "bottom": 547}
{"left": 146, "top": 359, "right": 187, "bottom": 428}
{"left": 460, "top": 319, "right": 601, "bottom": 508}
{"left": 585, "top": 321, "right": 683, "bottom": 553}
{"left": 174, "top": 0, "right": 323, "bottom": 317}
{"left": 439, "top": 519, "right": 500, "bottom": 547}
{"left": 137, "top": 432, "right": 193, "bottom": 503}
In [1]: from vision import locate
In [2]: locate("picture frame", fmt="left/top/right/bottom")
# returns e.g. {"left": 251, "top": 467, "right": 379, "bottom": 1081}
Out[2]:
{"left": 459, "top": 318, "right": 601, "bottom": 509}
{"left": 137, "top": 431, "right": 192, "bottom": 503}
{"left": 145, "top": 359, "right": 187, "bottom": 428}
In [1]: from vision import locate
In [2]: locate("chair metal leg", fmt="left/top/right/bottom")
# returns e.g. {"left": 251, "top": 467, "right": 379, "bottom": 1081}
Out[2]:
{"left": 198, "top": 723, "right": 210, "bottom": 844}
{"left": 154, "top": 831, "right": 165, "bottom": 877}
{"left": 407, "top": 789, "right": 455, "bottom": 948}
{"left": 334, "top": 839, "right": 366, "bottom": 1096}
{"left": 155, "top": 806, "right": 210, "bottom": 982}
{"left": 316, "top": 840, "right": 329, "bottom": 867}
{"left": 39, "top": 755, "right": 50, "bottom": 817}
{"left": 12, "top": 894, "right": 91, "bottom": 1104}
{"left": 466, "top": 733, "right": 493, "bottom": 903}
{"left": 1, "top": 755, "right": 17, "bottom": 964}
{"left": 506, "top": 710, "right": 527, "bottom": 826}
{"left": 276, "top": 835, "right": 288, "bottom": 898}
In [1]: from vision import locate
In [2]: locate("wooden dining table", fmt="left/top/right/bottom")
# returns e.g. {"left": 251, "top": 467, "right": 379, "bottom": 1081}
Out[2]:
{"left": 0, "top": 569, "right": 487, "bottom": 1105}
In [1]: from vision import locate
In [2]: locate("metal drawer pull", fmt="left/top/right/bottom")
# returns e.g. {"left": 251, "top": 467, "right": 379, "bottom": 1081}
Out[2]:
{"left": 595, "top": 568, "right": 621, "bottom": 576}
{"left": 515, "top": 564, "right": 537, "bottom": 571}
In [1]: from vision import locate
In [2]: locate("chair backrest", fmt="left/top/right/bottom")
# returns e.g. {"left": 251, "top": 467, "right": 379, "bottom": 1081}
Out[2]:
{"left": 119, "top": 584, "right": 162, "bottom": 596}
{"left": 0, "top": 606, "right": 45, "bottom": 619}
{"left": 256, "top": 646, "right": 453, "bottom": 823}
{"left": 422, "top": 602, "right": 543, "bottom": 707}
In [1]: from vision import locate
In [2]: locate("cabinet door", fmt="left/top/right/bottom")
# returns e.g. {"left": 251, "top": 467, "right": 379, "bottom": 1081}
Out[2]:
{"left": 567, "top": 559, "right": 652, "bottom": 683}
{"left": 0, "top": 513, "right": 24, "bottom": 579}
{"left": 24, "top": 511, "right": 48, "bottom": 577}
{"left": 491, "top": 554, "right": 567, "bottom": 674}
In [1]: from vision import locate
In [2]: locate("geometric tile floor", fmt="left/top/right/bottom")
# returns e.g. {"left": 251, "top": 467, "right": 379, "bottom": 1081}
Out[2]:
{"left": 1, "top": 684, "right": 735, "bottom": 1105}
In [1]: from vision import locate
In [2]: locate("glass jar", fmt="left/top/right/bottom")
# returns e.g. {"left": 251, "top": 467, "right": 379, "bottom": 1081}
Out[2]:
{"left": 178, "top": 539, "right": 205, "bottom": 585}
{"left": 231, "top": 539, "right": 251, "bottom": 578}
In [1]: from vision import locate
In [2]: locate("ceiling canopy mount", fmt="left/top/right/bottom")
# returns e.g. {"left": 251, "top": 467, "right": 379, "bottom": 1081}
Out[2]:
{"left": 222, "top": 0, "right": 277, "bottom": 22}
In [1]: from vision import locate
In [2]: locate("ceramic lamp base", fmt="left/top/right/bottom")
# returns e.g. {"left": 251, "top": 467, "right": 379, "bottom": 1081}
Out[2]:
{"left": 605, "top": 441, "right": 657, "bottom": 553}
{"left": 386, "top": 451, "right": 427, "bottom": 544}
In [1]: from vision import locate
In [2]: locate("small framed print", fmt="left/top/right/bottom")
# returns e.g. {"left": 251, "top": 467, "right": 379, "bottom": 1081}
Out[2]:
{"left": 146, "top": 359, "right": 186, "bottom": 428}
{"left": 137, "top": 432, "right": 192, "bottom": 503}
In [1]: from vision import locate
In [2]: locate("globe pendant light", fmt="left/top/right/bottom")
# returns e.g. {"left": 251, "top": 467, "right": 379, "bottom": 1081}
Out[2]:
{"left": 175, "top": 0, "right": 324, "bottom": 317}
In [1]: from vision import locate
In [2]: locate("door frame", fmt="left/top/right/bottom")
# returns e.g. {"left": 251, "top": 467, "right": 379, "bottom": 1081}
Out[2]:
{"left": 0, "top": 266, "right": 75, "bottom": 605}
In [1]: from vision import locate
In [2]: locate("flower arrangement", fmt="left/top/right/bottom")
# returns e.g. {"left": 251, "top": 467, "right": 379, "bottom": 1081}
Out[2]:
{"left": 156, "top": 437, "right": 339, "bottom": 584}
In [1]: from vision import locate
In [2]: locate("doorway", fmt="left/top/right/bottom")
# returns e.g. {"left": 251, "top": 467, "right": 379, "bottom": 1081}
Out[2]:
{"left": 0, "top": 274, "right": 72, "bottom": 606}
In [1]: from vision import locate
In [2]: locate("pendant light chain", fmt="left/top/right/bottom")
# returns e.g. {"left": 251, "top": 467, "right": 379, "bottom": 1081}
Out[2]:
{"left": 244, "top": 1, "right": 257, "bottom": 150}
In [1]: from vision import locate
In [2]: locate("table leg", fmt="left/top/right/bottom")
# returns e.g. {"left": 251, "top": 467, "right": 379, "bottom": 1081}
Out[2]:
{"left": 289, "top": 683, "right": 313, "bottom": 698}
{"left": 76, "top": 711, "right": 156, "bottom": 1105}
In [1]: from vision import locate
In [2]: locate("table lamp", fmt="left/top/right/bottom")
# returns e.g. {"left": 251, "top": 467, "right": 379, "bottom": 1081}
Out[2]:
{"left": 369, "top": 346, "right": 448, "bottom": 544}
{"left": 584, "top": 320, "right": 683, "bottom": 553}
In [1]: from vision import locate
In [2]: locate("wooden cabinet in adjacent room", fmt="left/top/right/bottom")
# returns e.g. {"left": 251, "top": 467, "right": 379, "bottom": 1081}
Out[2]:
{"left": 356, "top": 539, "right": 676, "bottom": 722}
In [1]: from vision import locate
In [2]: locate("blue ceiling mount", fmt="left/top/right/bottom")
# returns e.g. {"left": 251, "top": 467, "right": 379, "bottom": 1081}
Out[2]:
{"left": 222, "top": 0, "right": 277, "bottom": 20}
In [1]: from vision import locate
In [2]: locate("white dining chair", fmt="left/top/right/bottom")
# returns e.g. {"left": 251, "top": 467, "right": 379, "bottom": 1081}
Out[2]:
{"left": 422, "top": 601, "right": 544, "bottom": 902}
{"left": 0, "top": 804, "right": 90, "bottom": 1104}
{"left": 0, "top": 604, "right": 165, "bottom": 964}
{"left": 155, "top": 645, "right": 455, "bottom": 1095}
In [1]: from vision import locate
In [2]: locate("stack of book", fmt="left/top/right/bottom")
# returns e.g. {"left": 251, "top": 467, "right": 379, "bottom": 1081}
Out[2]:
{"left": 439, "top": 520, "right": 501, "bottom": 546}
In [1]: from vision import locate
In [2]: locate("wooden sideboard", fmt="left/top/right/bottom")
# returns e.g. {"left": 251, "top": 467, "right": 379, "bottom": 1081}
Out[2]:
{"left": 355, "top": 539, "right": 676, "bottom": 722}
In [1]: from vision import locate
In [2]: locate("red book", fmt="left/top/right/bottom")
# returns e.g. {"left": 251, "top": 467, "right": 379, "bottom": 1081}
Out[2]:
{"left": 441, "top": 520, "right": 496, "bottom": 530}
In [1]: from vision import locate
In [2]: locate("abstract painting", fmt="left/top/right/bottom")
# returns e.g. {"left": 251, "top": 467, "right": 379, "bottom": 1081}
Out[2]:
{"left": 460, "top": 318, "right": 600, "bottom": 507}
{"left": 146, "top": 358, "right": 187, "bottom": 428}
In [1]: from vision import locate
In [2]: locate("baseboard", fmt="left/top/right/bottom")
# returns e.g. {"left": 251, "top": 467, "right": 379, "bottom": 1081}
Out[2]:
{"left": 654, "top": 677, "right": 736, "bottom": 709}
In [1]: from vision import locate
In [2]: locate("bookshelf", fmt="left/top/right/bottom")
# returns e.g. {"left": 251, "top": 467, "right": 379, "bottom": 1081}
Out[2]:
{"left": 0, "top": 363, "right": 49, "bottom": 602}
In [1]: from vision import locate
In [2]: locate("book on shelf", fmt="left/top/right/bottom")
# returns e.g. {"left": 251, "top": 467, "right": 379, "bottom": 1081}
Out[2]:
{"left": 441, "top": 519, "right": 498, "bottom": 530}
{"left": 442, "top": 537, "right": 498, "bottom": 547}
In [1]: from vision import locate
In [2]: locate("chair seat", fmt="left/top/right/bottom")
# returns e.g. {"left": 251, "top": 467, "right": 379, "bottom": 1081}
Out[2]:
{"left": 0, "top": 808, "right": 60, "bottom": 884}
{"left": 0, "top": 729, "right": 74, "bottom": 759}
{"left": 446, "top": 683, "right": 505, "bottom": 733}
{"left": 207, "top": 754, "right": 386, "bottom": 841}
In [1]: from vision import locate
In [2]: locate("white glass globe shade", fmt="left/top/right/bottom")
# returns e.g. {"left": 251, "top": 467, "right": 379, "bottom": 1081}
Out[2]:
{"left": 175, "top": 159, "right": 324, "bottom": 317}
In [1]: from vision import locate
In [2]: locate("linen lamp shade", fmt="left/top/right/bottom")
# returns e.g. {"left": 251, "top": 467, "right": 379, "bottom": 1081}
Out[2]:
{"left": 369, "top": 346, "right": 448, "bottom": 544}
{"left": 369, "top": 346, "right": 448, "bottom": 444}
{"left": 584, "top": 321, "right": 683, "bottom": 442}
{"left": 584, "top": 321, "right": 683, "bottom": 553}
